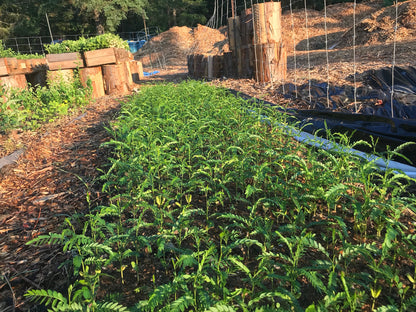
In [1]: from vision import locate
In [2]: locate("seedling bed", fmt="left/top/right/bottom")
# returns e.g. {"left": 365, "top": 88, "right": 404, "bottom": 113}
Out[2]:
{"left": 5, "top": 82, "right": 412, "bottom": 311}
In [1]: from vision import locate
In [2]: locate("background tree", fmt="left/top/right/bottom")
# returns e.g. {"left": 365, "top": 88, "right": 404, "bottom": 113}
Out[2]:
{"left": 39, "top": 0, "right": 96, "bottom": 37}
{"left": 0, "top": 1, "right": 19, "bottom": 39}
{"left": 0, "top": 0, "right": 42, "bottom": 39}
{"left": 71, "top": 0, "right": 148, "bottom": 34}
{"left": 144, "top": 0, "right": 210, "bottom": 31}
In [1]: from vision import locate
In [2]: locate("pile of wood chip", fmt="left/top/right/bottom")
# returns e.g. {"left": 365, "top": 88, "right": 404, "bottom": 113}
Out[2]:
{"left": 135, "top": 24, "right": 230, "bottom": 67}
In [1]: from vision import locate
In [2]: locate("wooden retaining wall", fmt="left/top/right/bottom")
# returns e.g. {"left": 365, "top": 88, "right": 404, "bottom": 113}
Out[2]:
{"left": 0, "top": 48, "right": 144, "bottom": 98}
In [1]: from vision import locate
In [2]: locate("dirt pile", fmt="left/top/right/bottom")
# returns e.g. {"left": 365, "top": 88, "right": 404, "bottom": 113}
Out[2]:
{"left": 335, "top": 0, "right": 416, "bottom": 48}
{"left": 135, "top": 24, "right": 230, "bottom": 67}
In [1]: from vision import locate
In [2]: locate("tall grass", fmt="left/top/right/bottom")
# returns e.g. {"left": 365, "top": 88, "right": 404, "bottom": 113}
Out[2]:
{"left": 27, "top": 81, "right": 416, "bottom": 311}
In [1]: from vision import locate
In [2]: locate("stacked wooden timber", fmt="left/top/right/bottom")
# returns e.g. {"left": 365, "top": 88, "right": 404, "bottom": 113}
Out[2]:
{"left": 0, "top": 48, "right": 144, "bottom": 98}
{"left": 48, "top": 48, "right": 143, "bottom": 97}
{"left": 0, "top": 57, "right": 38, "bottom": 90}
{"left": 187, "top": 2, "right": 286, "bottom": 83}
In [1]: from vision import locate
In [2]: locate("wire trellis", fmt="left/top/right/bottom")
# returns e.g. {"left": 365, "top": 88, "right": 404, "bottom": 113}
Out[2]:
{"left": 205, "top": 0, "right": 401, "bottom": 118}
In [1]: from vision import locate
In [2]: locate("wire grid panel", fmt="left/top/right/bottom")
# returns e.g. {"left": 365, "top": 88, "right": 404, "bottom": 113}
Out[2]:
{"left": 207, "top": 0, "right": 406, "bottom": 117}
{"left": 2, "top": 30, "right": 159, "bottom": 56}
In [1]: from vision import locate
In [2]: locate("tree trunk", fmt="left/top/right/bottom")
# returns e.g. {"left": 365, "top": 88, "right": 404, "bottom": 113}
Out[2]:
{"left": 94, "top": 9, "right": 105, "bottom": 34}
{"left": 172, "top": 8, "right": 177, "bottom": 26}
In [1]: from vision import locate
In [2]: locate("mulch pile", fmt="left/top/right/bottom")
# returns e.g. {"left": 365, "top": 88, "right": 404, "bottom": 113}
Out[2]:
{"left": 135, "top": 24, "right": 230, "bottom": 67}
{"left": 335, "top": 0, "right": 416, "bottom": 48}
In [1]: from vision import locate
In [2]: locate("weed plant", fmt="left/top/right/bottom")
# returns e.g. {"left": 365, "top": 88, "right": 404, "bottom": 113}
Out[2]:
{"left": 0, "top": 70, "right": 91, "bottom": 132}
{"left": 26, "top": 81, "right": 416, "bottom": 311}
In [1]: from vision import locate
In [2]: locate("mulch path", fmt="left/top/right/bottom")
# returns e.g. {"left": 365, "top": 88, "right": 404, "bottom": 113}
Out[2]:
{"left": 0, "top": 96, "right": 123, "bottom": 311}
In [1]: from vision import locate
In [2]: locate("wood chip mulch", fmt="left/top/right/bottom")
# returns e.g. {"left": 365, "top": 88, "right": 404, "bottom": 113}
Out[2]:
{"left": 0, "top": 96, "right": 123, "bottom": 311}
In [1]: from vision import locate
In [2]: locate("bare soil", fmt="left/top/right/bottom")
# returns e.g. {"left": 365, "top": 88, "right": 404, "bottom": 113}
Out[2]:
{"left": 1, "top": 0, "right": 416, "bottom": 310}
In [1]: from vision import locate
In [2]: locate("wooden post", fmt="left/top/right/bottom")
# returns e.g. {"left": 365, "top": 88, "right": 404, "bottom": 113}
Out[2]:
{"left": 213, "top": 55, "right": 224, "bottom": 79}
{"left": 130, "top": 60, "right": 144, "bottom": 82}
{"left": 193, "top": 54, "right": 204, "bottom": 78}
{"left": 136, "top": 61, "right": 144, "bottom": 80}
{"left": 227, "top": 17, "right": 242, "bottom": 77}
{"left": 223, "top": 52, "right": 237, "bottom": 78}
{"left": 102, "top": 64, "right": 129, "bottom": 95}
{"left": 121, "top": 61, "right": 134, "bottom": 90}
{"left": 240, "top": 8, "right": 254, "bottom": 78}
{"left": 252, "top": 2, "right": 286, "bottom": 83}
{"left": 187, "top": 54, "right": 223, "bottom": 79}
{"left": 80, "top": 67, "right": 105, "bottom": 99}
{"left": 187, "top": 55, "right": 194, "bottom": 77}
{"left": 207, "top": 55, "right": 213, "bottom": 79}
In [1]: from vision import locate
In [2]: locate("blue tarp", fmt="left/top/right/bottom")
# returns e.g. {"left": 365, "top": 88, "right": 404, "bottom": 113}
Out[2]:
{"left": 127, "top": 39, "right": 147, "bottom": 53}
{"left": 143, "top": 71, "right": 160, "bottom": 76}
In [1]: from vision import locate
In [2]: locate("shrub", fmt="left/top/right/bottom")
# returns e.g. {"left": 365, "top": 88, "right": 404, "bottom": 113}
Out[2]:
{"left": 44, "top": 33, "right": 129, "bottom": 54}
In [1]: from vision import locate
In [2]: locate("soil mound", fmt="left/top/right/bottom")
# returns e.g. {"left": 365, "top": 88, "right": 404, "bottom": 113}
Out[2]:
{"left": 135, "top": 25, "right": 230, "bottom": 67}
{"left": 335, "top": 0, "right": 416, "bottom": 48}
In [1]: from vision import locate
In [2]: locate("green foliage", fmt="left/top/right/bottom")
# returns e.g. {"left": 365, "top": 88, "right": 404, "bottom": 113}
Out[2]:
{"left": 0, "top": 70, "right": 91, "bottom": 132}
{"left": 25, "top": 288, "right": 128, "bottom": 311}
{"left": 25, "top": 81, "right": 416, "bottom": 311}
{"left": 72, "top": 0, "right": 147, "bottom": 33}
{"left": 44, "top": 33, "right": 129, "bottom": 54}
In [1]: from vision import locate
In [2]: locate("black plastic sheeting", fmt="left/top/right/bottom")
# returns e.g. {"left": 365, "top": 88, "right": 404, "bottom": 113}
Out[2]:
{"left": 290, "top": 110, "right": 416, "bottom": 165}
{"left": 282, "top": 66, "right": 416, "bottom": 119}
{"left": 229, "top": 66, "right": 416, "bottom": 166}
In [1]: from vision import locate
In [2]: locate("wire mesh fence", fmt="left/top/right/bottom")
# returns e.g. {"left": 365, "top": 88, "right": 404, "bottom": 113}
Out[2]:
{"left": 2, "top": 28, "right": 161, "bottom": 55}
